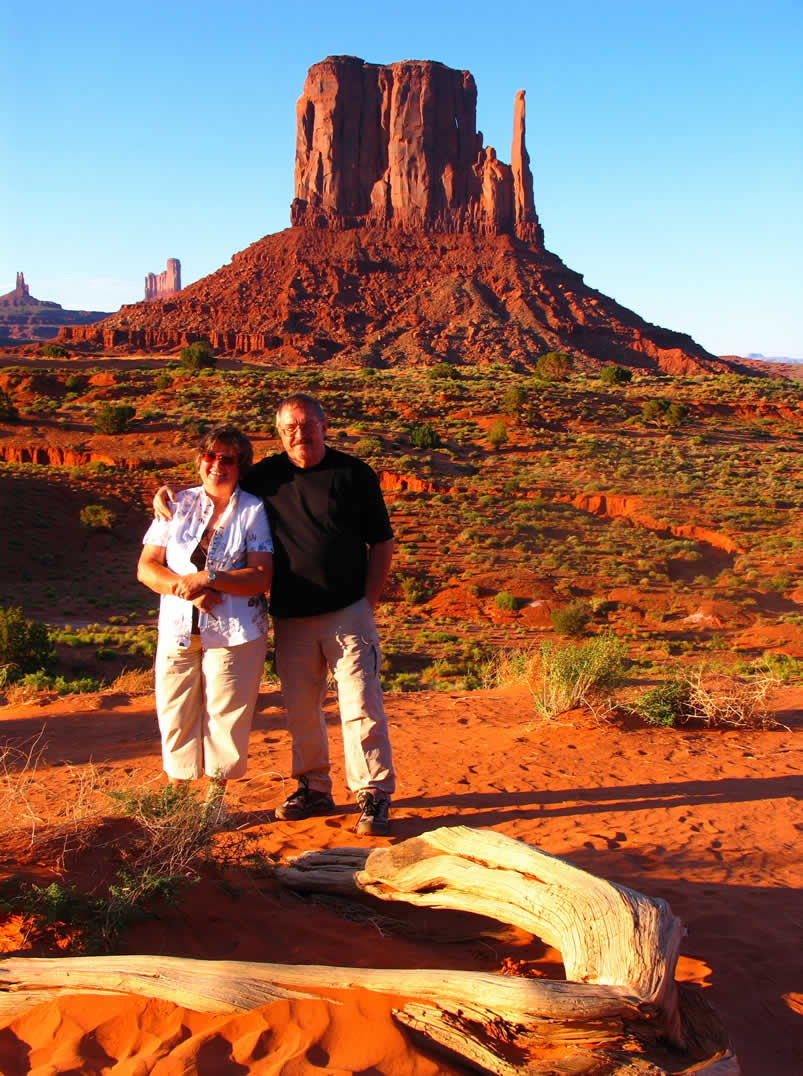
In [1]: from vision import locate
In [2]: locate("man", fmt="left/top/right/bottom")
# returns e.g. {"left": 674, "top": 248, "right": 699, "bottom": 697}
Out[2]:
{"left": 155, "top": 393, "right": 395, "bottom": 835}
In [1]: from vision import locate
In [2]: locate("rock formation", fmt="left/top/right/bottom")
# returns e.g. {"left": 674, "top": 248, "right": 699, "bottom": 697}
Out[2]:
{"left": 0, "top": 273, "right": 111, "bottom": 344}
{"left": 0, "top": 273, "right": 36, "bottom": 306}
{"left": 291, "top": 56, "right": 543, "bottom": 245}
{"left": 144, "top": 259, "right": 181, "bottom": 302}
{"left": 57, "top": 57, "right": 744, "bottom": 376}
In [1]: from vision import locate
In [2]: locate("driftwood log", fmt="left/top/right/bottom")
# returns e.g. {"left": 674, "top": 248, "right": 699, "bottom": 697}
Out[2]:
{"left": 0, "top": 826, "right": 738, "bottom": 1074}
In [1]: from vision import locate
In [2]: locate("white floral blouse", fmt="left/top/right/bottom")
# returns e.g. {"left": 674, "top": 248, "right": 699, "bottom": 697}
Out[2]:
{"left": 142, "top": 485, "right": 272, "bottom": 648}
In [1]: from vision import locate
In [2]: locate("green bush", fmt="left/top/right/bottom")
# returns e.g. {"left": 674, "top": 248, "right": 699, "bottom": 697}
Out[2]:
{"left": 551, "top": 600, "right": 593, "bottom": 637}
{"left": 154, "top": 372, "right": 172, "bottom": 390}
{"left": 532, "top": 632, "right": 626, "bottom": 718}
{"left": 94, "top": 403, "right": 135, "bottom": 434}
{"left": 179, "top": 340, "right": 216, "bottom": 371}
{"left": 400, "top": 575, "right": 430, "bottom": 604}
{"left": 487, "top": 419, "right": 508, "bottom": 450}
{"left": 0, "top": 607, "right": 53, "bottom": 682}
{"left": 410, "top": 421, "right": 441, "bottom": 449}
{"left": 427, "top": 362, "right": 459, "bottom": 385}
{"left": 634, "top": 679, "right": 692, "bottom": 727}
{"left": 0, "top": 389, "right": 18, "bottom": 421}
{"left": 502, "top": 384, "right": 527, "bottom": 417}
{"left": 80, "top": 504, "right": 117, "bottom": 529}
{"left": 494, "top": 591, "right": 518, "bottom": 612}
{"left": 600, "top": 364, "right": 633, "bottom": 385}
{"left": 16, "top": 671, "right": 101, "bottom": 695}
{"left": 535, "top": 351, "right": 573, "bottom": 380}
{"left": 354, "top": 436, "right": 383, "bottom": 456}
{"left": 642, "top": 397, "right": 688, "bottom": 427}
{"left": 40, "top": 342, "right": 68, "bottom": 358}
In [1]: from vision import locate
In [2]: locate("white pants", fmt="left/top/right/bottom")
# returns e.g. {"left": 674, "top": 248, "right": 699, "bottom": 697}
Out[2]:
{"left": 155, "top": 634, "right": 266, "bottom": 780}
{"left": 273, "top": 599, "right": 395, "bottom": 797}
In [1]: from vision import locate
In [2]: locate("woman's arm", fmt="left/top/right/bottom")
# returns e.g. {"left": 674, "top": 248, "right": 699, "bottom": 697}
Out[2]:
{"left": 172, "top": 552, "right": 273, "bottom": 601}
{"left": 137, "top": 544, "right": 177, "bottom": 595}
{"left": 137, "top": 544, "right": 223, "bottom": 612}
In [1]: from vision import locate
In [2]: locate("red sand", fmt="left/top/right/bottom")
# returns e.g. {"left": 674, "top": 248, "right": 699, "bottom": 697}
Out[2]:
{"left": 1, "top": 682, "right": 801, "bottom": 1074}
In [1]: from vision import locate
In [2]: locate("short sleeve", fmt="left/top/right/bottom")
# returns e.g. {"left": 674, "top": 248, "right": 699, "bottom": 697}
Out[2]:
{"left": 245, "top": 501, "right": 273, "bottom": 554}
{"left": 142, "top": 517, "right": 171, "bottom": 547}
{"left": 359, "top": 464, "right": 393, "bottom": 546}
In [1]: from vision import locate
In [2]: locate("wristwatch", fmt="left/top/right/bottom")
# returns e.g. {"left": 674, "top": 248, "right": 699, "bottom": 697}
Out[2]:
{"left": 207, "top": 568, "right": 217, "bottom": 585}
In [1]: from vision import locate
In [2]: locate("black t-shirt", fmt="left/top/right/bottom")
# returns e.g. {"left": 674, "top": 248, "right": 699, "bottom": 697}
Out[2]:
{"left": 241, "top": 447, "right": 393, "bottom": 618}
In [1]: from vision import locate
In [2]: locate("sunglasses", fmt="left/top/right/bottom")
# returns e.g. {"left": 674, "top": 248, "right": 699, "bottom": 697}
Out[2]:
{"left": 201, "top": 452, "right": 237, "bottom": 466}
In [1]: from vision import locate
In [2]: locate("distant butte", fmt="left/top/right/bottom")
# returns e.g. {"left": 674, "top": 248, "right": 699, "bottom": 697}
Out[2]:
{"left": 145, "top": 259, "right": 182, "bottom": 302}
{"left": 0, "top": 272, "right": 111, "bottom": 344}
{"left": 59, "top": 56, "right": 736, "bottom": 375}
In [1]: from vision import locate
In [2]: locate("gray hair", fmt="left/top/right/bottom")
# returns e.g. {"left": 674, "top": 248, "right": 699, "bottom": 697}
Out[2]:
{"left": 276, "top": 393, "right": 326, "bottom": 427}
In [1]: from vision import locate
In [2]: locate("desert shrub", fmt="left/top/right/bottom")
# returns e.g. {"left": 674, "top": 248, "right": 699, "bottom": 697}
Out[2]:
{"left": 487, "top": 419, "right": 508, "bottom": 450}
{"left": 427, "top": 362, "right": 459, "bottom": 385}
{"left": 154, "top": 372, "right": 172, "bottom": 390}
{"left": 400, "top": 575, "right": 430, "bottom": 604}
{"left": 745, "top": 653, "right": 802, "bottom": 684}
{"left": 634, "top": 679, "right": 692, "bottom": 727}
{"left": 494, "top": 591, "right": 518, "bottom": 612}
{"left": 502, "top": 384, "right": 527, "bottom": 417}
{"left": 64, "top": 374, "right": 83, "bottom": 391}
{"left": 0, "top": 389, "right": 18, "bottom": 421}
{"left": 600, "top": 364, "right": 633, "bottom": 385}
{"left": 1, "top": 780, "right": 220, "bottom": 950}
{"left": 530, "top": 633, "right": 626, "bottom": 718}
{"left": 551, "top": 599, "right": 593, "bottom": 637}
{"left": 80, "top": 504, "right": 116, "bottom": 529}
{"left": 94, "top": 403, "right": 135, "bottom": 434}
{"left": 13, "top": 672, "right": 101, "bottom": 697}
{"left": 634, "top": 669, "right": 777, "bottom": 729}
{"left": 40, "top": 342, "right": 68, "bottom": 358}
{"left": 685, "top": 669, "right": 776, "bottom": 728}
{"left": 410, "top": 421, "right": 441, "bottom": 449}
{"left": 535, "top": 351, "right": 573, "bottom": 380}
{"left": 0, "top": 607, "right": 53, "bottom": 683}
{"left": 179, "top": 340, "right": 216, "bottom": 371}
{"left": 642, "top": 397, "right": 688, "bottom": 427}
{"left": 354, "top": 436, "right": 383, "bottom": 456}
{"left": 105, "top": 783, "right": 223, "bottom": 913}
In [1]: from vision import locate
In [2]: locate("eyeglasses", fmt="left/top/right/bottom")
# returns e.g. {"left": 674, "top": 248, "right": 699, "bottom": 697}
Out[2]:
{"left": 201, "top": 452, "right": 237, "bottom": 466}
{"left": 278, "top": 420, "right": 321, "bottom": 436}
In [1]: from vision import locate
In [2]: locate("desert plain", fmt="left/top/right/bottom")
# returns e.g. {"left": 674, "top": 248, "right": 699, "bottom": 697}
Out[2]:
{"left": 0, "top": 352, "right": 801, "bottom": 1074}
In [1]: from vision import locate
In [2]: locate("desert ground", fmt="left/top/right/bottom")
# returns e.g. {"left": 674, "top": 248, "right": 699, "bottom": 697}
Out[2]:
{"left": 0, "top": 352, "right": 801, "bottom": 1073}
{"left": 0, "top": 679, "right": 801, "bottom": 1074}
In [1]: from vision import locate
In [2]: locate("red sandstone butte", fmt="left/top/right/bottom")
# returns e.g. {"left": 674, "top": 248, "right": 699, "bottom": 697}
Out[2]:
{"left": 56, "top": 56, "right": 749, "bottom": 376}
{"left": 144, "top": 258, "right": 181, "bottom": 302}
{"left": 291, "top": 56, "right": 543, "bottom": 244}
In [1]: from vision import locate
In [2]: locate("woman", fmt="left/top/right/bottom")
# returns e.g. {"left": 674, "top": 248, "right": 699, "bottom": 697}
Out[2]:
{"left": 137, "top": 425, "right": 272, "bottom": 819}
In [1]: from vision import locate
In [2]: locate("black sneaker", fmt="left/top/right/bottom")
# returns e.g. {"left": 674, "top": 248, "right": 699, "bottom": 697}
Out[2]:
{"left": 355, "top": 791, "right": 390, "bottom": 836}
{"left": 275, "top": 776, "right": 335, "bottom": 820}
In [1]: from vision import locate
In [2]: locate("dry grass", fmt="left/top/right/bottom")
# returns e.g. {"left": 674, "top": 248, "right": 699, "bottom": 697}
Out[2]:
{"left": 685, "top": 668, "right": 778, "bottom": 729}
{"left": 2, "top": 680, "right": 46, "bottom": 708}
{"left": 0, "top": 730, "right": 47, "bottom": 846}
{"left": 106, "top": 666, "right": 155, "bottom": 696}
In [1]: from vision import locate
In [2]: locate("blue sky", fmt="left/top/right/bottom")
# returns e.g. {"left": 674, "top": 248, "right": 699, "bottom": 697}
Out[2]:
{"left": 3, "top": 0, "right": 802, "bottom": 358}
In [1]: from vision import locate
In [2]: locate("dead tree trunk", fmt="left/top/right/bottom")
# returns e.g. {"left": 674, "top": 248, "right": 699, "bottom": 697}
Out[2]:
{"left": 0, "top": 826, "right": 738, "bottom": 1074}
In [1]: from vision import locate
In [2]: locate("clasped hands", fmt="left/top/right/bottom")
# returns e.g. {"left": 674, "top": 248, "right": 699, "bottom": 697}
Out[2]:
{"left": 172, "top": 571, "right": 222, "bottom": 612}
